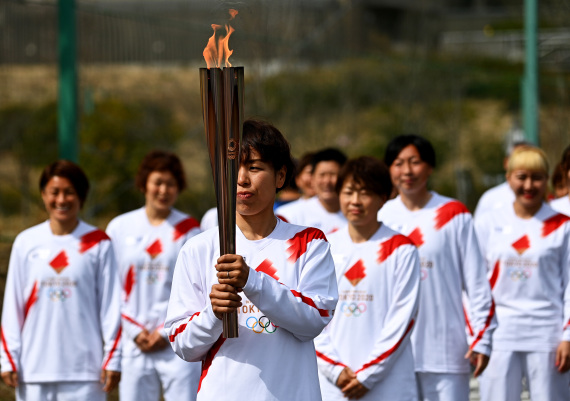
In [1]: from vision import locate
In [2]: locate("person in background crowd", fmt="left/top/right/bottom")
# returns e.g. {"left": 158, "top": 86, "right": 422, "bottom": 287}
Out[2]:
{"left": 294, "top": 151, "right": 317, "bottom": 199}
{"left": 273, "top": 152, "right": 312, "bottom": 212}
{"left": 551, "top": 162, "right": 568, "bottom": 200}
{"left": 276, "top": 147, "right": 348, "bottom": 235}
{"left": 273, "top": 175, "right": 301, "bottom": 209}
{"left": 551, "top": 145, "right": 570, "bottom": 215}
{"left": 474, "top": 141, "right": 530, "bottom": 220}
{"left": 315, "top": 156, "right": 420, "bottom": 401}
{"left": 200, "top": 206, "right": 218, "bottom": 232}
{"left": 475, "top": 146, "right": 570, "bottom": 401}
{"left": 165, "top": 119, "right": 338, "bottom": 401}
{"left": 1, "top": 160, "right": 121, "bottom": 401}
{"left": 378, "top": 135, "right": 496, "bottom": 401}
{"left": 106, "top": 150, "right": 201, "bottom": 401}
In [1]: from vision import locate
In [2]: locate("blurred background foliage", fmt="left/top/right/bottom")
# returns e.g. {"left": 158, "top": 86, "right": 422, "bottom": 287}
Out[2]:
{"left": 1, "top": 0, "right": 570, "bottom": 232}
{"left": 1, "top": 52, "right": 569, "bottom": 229}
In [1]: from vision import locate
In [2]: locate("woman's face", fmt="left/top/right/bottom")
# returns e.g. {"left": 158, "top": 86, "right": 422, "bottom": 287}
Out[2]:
{"left": 295, "top": 164, "right": 315, "bottom": 198}
{"left": 389, "top": 145, "right": 433, "bottom": 197}
{"left": 312, "top": 161, "right": 341, "bottom": 204}
{"left": 339, "top": 176, "right": 386, "bottom": 229}
{"left": 507, "top": 168, "right": 548, "bottom": 211}
{"left": 145, "top": 170, "right": 179, "bottom": 214}
{"left": 236, "top": 149, "right": 285, "bottom": 218}
{"left": 41, "top": 176, "right": 81, "bottom": 227}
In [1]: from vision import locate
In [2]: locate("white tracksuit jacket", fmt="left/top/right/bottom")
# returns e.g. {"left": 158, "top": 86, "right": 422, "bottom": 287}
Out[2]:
{"left": 378, "top": 192, "right": 496, "bottom": 373}
{"left": 106, "top": 207, "right": 201, "bottom": 355}
{"left": 165, "top": 219, "right": 338, "bottom": 401}
{"left": 315, "top": 224, "right": 420, "bottom": 400}
{"left": 275, "top": 196, "right": 347, "bottom": 235}
{"left": 0, "top": 220, "right": 122, "bottom": 382}
{"left": 475, "top": 203, "right": 570, "bottom": 351}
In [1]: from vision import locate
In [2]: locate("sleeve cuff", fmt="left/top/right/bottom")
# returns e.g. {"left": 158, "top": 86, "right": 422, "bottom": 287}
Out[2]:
{"left": 204, "top": 302, "right": 225, "bottom": 329}
{"left": 242, "top": 265, "right": 260, "bottom": 293}
{"left": 356, "top": 371, "right": 373, "bottom": 390}
{"left": 330, "top": 365, "right": 345, "bottom": 385}
{"left": 472, "top": 342, "right": 491, "bottom": 357}
{"left": 125, "top": 326, "right": 144, "bottom": 342}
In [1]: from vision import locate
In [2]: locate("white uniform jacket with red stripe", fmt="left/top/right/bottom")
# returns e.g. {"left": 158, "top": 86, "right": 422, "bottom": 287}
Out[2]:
{"left": 378, "top": 192, "right": 496, "bottom": 374}
{"left": 0, "top": 220, "right": 122, "bottom": 382}
{"left": 275, "top": 196, "right": 347, "bottom": 236}
{"left": 314, "top": 224, "right": 420, "bottom": 399}
{"left": 165, "top": 219, "right": 338, "bottom": 401}
{"left": 475, "top": 203, "right": 570, "bottom": 351}
{"left": 106, "top": 207, "right": 201, "bottom": 357}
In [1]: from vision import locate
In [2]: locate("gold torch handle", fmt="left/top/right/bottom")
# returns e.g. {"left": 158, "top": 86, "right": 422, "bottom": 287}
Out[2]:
{"left": 200, "top": 67, "right": 244, "bottom": 338}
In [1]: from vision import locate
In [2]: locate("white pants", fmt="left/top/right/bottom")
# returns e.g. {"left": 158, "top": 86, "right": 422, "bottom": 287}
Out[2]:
{"left": 416, "top": 372, "right": 469, "bottom": 401}
{"left": 16, "top": 382, "right": 105, "bottom": 401}
{"left": 479, "top": 350, "right": 570, "bottom": 401}
{"left": 119, "top": 348, "right": 201, "bottom": 401}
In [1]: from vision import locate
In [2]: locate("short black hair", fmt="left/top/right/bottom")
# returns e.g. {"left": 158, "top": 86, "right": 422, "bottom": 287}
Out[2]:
{"left": 311, "top": 148, "right": 347, "bottom": 171}
{"left": 39, "top": 160, "right": 90, "bottom": 207}
{"left": 336, "top": 156, "right": 392, "bottom": 199}
{"left": 240, "top": 119, "right": 295, "bottom": 193}
{"left": 135, "top": 150, "right": 187, "bottom": 193}
{"left": 384, "top": 134, "right": 436, "bottom": 168}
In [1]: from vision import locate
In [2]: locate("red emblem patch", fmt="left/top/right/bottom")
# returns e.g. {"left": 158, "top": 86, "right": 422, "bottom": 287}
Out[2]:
{"left": 49, "top": 251, "right": 69, "bottom": 274}
{"left": 146, "top": 239, "right": 163, "bottom": 259}
{"left": 511, "top": 235, "right": 530, "bottom": 255}
{"left": 255, "top": 259, "right": 280, "bottom": 281}
{"left": 344, "top": 260, "right": 366, "bottom": 286}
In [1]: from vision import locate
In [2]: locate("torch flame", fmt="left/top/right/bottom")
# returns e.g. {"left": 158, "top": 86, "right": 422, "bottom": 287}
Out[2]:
{"left": 203, "top": 9, "right": 238, "bottom": 69}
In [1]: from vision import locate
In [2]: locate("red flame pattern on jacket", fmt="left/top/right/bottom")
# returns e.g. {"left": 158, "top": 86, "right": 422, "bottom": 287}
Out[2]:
{"left": 377, "top": 234, "right": 414, "bottom": 263}
{"left": 286, "top": 228, "right": 327, "bottom": 263}
{"left": 434, "top": 201, "right": 470, "bottom": 230}
{"left": 542, "top": 213, "right": 570, "bottom": 237}
{"left": 173, "top": 217, "right": 200, "bottom": 241}
{"left": 79, "top": 230, "right": 110, "bottom": 254}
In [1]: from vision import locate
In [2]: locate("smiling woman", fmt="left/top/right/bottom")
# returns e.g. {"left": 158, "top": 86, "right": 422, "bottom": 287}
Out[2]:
{"left": 39, "top": 168, "right": 85, "bottom": 235}
{"left": 1, "top": 160, "right": 122, "bottom": 401}
{"left": 314, "top": 156, "right": 420, "bottom": 401}
{"left": 378, "top": 135, "right": 496, "bottom": 401}
{"left": 506, "top": 146, "right": 549, "bottom": 218}
{"left": 475, "top": 146, "right": 570, "bottom": 401}
{"left": 105, "top": 150, "right": 201, "bottom": 401}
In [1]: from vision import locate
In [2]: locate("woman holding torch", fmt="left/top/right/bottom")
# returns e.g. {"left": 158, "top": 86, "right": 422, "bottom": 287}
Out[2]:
{"left": 165, "top": 119, "right": 338, "bottom": 401}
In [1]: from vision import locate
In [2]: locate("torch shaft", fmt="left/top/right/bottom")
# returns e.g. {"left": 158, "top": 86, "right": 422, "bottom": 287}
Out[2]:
{"left": 200, "top": 67, "right": 243, "bottom": 338}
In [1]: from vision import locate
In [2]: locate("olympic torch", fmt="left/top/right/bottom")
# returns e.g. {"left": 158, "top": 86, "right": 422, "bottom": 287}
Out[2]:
{"left": 200, "top": 10, "right": 242, "bottom": 338}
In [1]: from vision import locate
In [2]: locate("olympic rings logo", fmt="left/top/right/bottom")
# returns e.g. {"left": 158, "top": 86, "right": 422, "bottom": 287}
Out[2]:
{"left": 340, "top": 302, "right": 367, "bottom": 317}
{"left": 246, "top": 316, "right": 278, "bottom": 334}
{"left": 507, "top": 267, "right": 531, "bottom": 282}
{"left": 146, "top": 273, "right": 159, "bottom": 284}
{"left": 49, "top": 288, "right": 72, "bottom": 301}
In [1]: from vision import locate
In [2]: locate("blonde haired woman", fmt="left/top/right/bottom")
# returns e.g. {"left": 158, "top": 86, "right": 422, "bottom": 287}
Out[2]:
{"left": 475, "top": 146, "right": 570, "bottom": 401}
